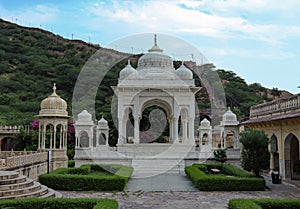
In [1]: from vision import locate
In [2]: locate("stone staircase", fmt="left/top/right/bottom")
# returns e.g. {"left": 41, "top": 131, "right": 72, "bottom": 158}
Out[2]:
{"left": 118, "top": 144, "right": 196, "bottom": 178}
{"left": 0, "top": 171, "right": 60, "bottom": 199}
{"left": 131, "top": 158, "right": 185, "bottom": 178}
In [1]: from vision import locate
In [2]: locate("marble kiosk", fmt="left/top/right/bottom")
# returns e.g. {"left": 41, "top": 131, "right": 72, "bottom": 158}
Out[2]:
{"left": 74, "top": 36, "right": 241, "bottom": 177}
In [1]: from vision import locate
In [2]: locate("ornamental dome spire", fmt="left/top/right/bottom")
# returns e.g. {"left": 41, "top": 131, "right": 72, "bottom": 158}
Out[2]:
{"left": 175, "top": 61, "right": 193, "bottom": 79}
{"left": 221, "top": 107, "right": 238, "bottom": 126}
{"left": 39, "top": 83, "right": 68, "bottom": 117}
{"left": 148, "top": 34, "right": 163, "bottom": 53}
{"left": 119, "top": 59, "right": 136, "bottom": 80}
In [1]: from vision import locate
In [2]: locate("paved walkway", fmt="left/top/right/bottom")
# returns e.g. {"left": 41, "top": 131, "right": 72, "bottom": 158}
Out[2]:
{"left": 125, "top": 173, "right": 198, "bottom": 192}
{"left": 60, "top": 174, "right": 300, "bottom": 209}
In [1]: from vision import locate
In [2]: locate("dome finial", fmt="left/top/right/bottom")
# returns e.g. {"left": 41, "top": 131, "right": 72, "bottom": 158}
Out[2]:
{"left": 51, "top": 83, "right": 58, "bottom": 96}
{"left": 127, "top": 59, "right": 131, "bottom": 65}
{"left": 154, "top": 34, "right": 157, "bottom": 46}
{"left": 53, "top": 83, "right": 56, "bottom": 93}
{"left": 148, "top": 34, "right": 163, "bottom": 53}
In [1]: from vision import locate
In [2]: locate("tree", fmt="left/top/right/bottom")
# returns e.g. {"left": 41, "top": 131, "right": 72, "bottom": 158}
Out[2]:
{"left": 213, "top": 148, "right": 227, "bottom": 164}
{"left": 240, "top": 129, "right": 270, "bottom": 177}
{"left": 12, "top": 128, "right": 38, "bottom": 151}
{"left": 271, "top": 87, "right": 282, "bottom": 97}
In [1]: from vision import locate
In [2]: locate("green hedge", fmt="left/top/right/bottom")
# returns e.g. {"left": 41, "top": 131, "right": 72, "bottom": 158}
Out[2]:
{"left": 39, "top": 164, "right": 133, "bottom": 191}
{"left": 68, "top": 160, "right": 75, "bottom": 167}
{"left": 228, "top": 199, "right": 262, "bottom": 209}
{"left": 255, "top": 198, "right": 300, "bottom": 209}
{"left": 228, "top": 198, "right": 300, "bottom": 209}
{"left": 185, "top": 164, "right": 265, "bottom": 191}
{"left": 0, "top": 198, "right": 118, "bottom": 209}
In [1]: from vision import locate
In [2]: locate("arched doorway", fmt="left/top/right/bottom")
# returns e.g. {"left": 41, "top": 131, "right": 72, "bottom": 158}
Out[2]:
{"left": 79, "top": 131, "right": 89, "bottom": 147}
{"left": 223, "top": 130, "right": 236, "bottom": 148}
{"left": 99, "top": 133, "right": 106, "bottom": 145}
{"left": 125, "top": 108, "right": 134, "bottom": 143}
{"left": 140, "top": 105, "right": 169, "bottom": 143}
{"left": 201, "top": 133, "right": 208, "bottom": 145}
{"left": 285, "top": 133, "right": 300, "bottom": 179}
{"left": 270, "top": 134, "right": 279, "bottom": 171}
{"left": 0, "top": 137, "right": 13, "bottom": 151}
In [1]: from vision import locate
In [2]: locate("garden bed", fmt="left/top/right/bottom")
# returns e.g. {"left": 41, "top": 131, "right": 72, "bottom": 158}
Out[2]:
{"left": 39, "top": 164, "right": 133, "bottom": 191}
{"left": 0, "top": 198, "right": 118, "bottom": 209}
{"left": 185, "top": 164, "right": 265, "bottom": 191}
{"left": 228, "top": 198, "right": 300, "bottom": 209}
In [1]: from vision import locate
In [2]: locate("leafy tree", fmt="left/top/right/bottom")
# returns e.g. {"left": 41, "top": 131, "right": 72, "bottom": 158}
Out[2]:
{"left": 213, "top": 148, "right": 227, "bottom": 164}
{"left": 240, "top": 129, "right": 270, "bottom": 177}
{"left": 271, "top": 87, "right": 282, "bottom": 97}
{"left": 12, "top": 128, "right": 38, "bottom": 151}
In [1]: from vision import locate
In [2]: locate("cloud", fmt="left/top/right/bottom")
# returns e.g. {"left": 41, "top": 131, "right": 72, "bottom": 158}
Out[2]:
{"left": 0, "top": 4, "right": 59, "bottom": 27}
{"left": 86, "top": 0, "right": 300, "bottom": 45}
{"left": 206, "top": 46, "right": 295, "bottom": 60}
{"left": 184, "top": 0, "right": 300, "bottom": 13}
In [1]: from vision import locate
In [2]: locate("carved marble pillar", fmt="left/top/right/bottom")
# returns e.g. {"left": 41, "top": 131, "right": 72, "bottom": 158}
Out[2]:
{"left": 134, "top": 116, "right": 140, "bottom": 144}
{"left": 188, "top": 118, "right": 195, "bottom": 144}
{"left": 182, "top": 119, "right": 188, "bottom": 143}
{"left": 173, "top": 117, "right": 179, "bottom": 143}
{"left": 118, "top": 118, "right": 124, "bottom": 145}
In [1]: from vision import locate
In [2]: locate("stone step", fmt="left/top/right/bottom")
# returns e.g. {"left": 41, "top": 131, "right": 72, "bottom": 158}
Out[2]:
{"left": 132, "top": 160, "right": 183, "bottom": 168}
{"left": 132, "top": 159, "right": 183, "bottom": 164}
{"left": 0, "top": 171, "right": 60, "bottom": 200}
{"left": 40, "top": 187, "right": 60, "bottom": 198}
{"left": 131, "top": 159, "right": 184, "bottom": 178}
{"left": 0, "top": 178, "right": 34, "bottom": 191}
{"left": 132, "top": 168, "right": 182, "bottom": 178}
{"left": 0, "top": 175, "right": 27, "bottom": 185}
{"left": 0, "top": 181, "right": 41, "bottom": 197}
{"left": 0, "top": 171, "right": 19, "bottom": 180}
{"left": 0, "top": 185, "right": 49, "bottom": 200}
{"left": 118, "top": 144, "right": 195, "bottom": 158}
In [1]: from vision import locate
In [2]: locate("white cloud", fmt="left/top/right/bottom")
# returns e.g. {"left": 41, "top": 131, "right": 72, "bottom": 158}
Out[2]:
{"left": 194, "top": 0, "right": 300, "bottom": 13}
{"left": 0, "top": 4, "right": 59, "bottom": 27}
{"left": 86, "top": 0, "right": 300, "bottom": 45}
{"left": 206, "top": 46, "right": 295, "bottom": 60}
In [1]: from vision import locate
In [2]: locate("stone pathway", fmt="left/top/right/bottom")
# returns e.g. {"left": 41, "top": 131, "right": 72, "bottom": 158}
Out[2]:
{"left": 125, "top": 173, "right": 198, "bottom": 192}
{"left": 60, "top": 174, "right": 300, "bottom": 209}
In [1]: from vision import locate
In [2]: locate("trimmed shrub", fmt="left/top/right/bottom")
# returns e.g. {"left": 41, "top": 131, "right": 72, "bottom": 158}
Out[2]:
{"left": 228, "top": 199, "right": 262, "bottom": 209}
{"left": 0, "top": 198, "right": 118, "bottom": 209}
{"left": 185, "top": 164, "right": 265, "bottom": 191}
{"left": 229, "top": 198, "right": 300, "bottom": 209}
{"left": 39, "top": 164, "right": 133, "bottom": 191}
{"left": 68, "top": 160, "right": 75, "bottom": 167}
{"left": 254, "top": 198, "right": 300, "bottom": 209}
{"left": 67, "top": 167, "right": 90, "bottom": 175}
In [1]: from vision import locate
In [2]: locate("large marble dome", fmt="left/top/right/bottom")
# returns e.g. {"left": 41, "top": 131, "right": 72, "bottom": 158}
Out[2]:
{"left": 136, "top": 35, "right": 174, "bottom": 72}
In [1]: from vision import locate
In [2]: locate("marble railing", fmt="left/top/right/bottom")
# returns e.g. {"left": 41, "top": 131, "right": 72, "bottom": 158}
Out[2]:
{"left": 0, "top": 150, "right": 48, "bottom": 170}
{"left": 0, "top": 125, "right": 22, "bottom": 134}
{"left": 250, "top": 94, "right": 300, "bottom": 118}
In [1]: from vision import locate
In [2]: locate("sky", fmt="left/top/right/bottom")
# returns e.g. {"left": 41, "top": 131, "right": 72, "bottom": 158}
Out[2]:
{"left": 1, "top": 0, "right": 300, "bottom": 93}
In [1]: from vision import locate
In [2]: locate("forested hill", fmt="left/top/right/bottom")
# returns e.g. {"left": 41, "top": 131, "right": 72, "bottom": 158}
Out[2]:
{"left": 0, "top": 18, "right": 290, "bottom": 125}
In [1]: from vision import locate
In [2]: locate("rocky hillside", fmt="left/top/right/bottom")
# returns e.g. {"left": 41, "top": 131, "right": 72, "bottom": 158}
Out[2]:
{"left": 0, "top": 18, "right": 288, "bottom": 126}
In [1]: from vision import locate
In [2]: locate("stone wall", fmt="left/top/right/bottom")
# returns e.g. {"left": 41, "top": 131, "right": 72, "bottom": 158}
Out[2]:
{"left": 0, "top": 150, "right": 68, "bottom": 180}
